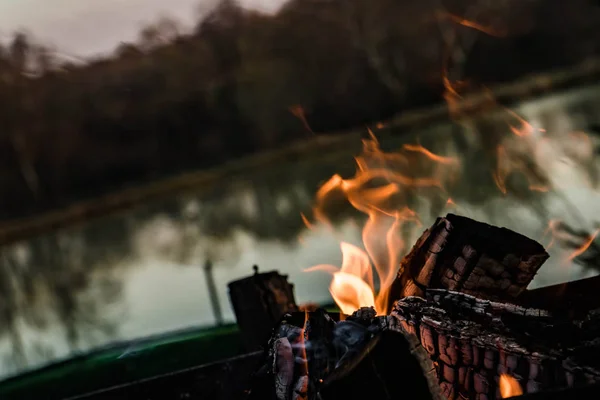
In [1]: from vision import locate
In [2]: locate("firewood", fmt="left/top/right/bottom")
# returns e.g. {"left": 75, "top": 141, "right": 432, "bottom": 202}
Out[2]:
{"left": 507, "top": 381, "right": 600, "bottom": 399}
{"left": 248, "top": 309, "right": 442, "bottom": 400}
{"left": 319, "top": 329, "right": 439, "bottom": 400}
{"left": 389, "top": 289, "right": 600, "bottom": 400}
{"left": 518, "top": 275, "right": 600, "bottom": 318}
{"left": 228, "top": 266, "right": 299, "bottom": 351}
{"left": 389, "top": 213, "right": 549, "bottom": 307}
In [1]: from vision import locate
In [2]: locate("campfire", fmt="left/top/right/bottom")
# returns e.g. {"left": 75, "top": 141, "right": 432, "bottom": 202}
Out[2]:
{"left": 223, "top": 51, "right": 600, "bottom": 400}
{"left": 226, "top": 103, "right": 600, "bottom": 398}
{"left": 231, "top": 214, "right": 600, "bottom": 400}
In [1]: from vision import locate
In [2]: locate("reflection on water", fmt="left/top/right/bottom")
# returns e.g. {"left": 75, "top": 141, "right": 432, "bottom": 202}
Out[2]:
{"left": 1, "top": 85, "right": 600, "bottom": 379}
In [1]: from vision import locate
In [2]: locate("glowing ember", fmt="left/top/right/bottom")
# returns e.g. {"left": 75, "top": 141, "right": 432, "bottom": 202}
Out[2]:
{"left": 499, "top": 374, "right": 523, "bottom": 398}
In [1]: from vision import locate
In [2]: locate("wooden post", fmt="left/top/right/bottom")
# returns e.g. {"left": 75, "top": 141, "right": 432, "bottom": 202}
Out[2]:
{"left": 228, "top": 265, "right": 298, "bottom": 351}
{"left": 203, "top": 259, "right": 223, "bottom": 326}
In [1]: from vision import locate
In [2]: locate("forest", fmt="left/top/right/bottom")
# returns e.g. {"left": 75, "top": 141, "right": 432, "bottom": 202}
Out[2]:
{"left": 0, "top": 0, "right": 599, "bottom": 221}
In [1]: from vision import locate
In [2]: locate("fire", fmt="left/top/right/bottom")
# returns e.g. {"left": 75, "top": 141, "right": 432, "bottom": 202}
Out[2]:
{"left": 402, "top": 144, "right": 459, "bottom": 165}
{"left": 302, "top": 21, "right": 595, "bottom": 317}
{"left": 499, "top": 374, "right": 523, "bottom": 398}
{"left": 505, "top": 108, "right": 536, "bottom": 138}
{"left": 543, "top": 219, "right": 564, "bottom": 249}
{"left": 542, "top": 220, "right": 600, "bottom": 262}
{"left": 330, "top": 271, "right": 376, "bottom": 315}
{"left": 437, "top": 11, "right": 509, "bottom": 38}
{"left": 289, "top": 104, "right": 314, "bottom": 134}
{"left": 568, "top": 228, "right": 600, "bottom": 261}
{"left": 300, "top": 213, "right": 314, "bottom": 230}
{"left": 445, "top": 197, "right": 457, "bottom": 208}
{"left": 304, "top": 134, "right": 458, "bottom": 315}
{"left": 304, "top": 242, "right": 377, "bottom": 315}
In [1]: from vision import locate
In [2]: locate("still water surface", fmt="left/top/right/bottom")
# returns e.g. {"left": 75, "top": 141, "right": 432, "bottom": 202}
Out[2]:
{"left": 1, "top": 85, "right": 600, "bottom": 379}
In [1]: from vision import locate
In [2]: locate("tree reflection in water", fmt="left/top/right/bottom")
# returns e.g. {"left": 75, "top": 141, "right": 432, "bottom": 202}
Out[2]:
{"left": 0, "top": 220, "right": 130, "bottom": 371}
{"left": 0, "top": 87, "right": 600, "bottom": 377}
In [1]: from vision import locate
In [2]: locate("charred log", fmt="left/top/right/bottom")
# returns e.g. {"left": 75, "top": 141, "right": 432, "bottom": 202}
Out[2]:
{"left": 390, "top": 289, "right": 600, "bottom": 400}
{"left": 389, "top": 213, "right": 549, "bottom": 307}
{"left": 319, "top": 329, "right": 438, "bottom": 400}
{"left": 508, "top": 381, "right": 600, "bottom": 400}
{"left": 518, "top": 275, "right": 600, "bottom": 319}
{"left": 241, "top": 214, "right": 600, "bottom": 400}
{"left": 228, "top": 266, "right": 299, "bottom": 352}
{"left": 247, "top": 308, "right": 442, "bottom": 400}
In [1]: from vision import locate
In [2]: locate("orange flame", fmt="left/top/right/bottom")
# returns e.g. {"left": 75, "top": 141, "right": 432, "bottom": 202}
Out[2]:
{"left": 438, "top": 12, "right": 509, "bottom": 38}
{"left": 305, "top": 135, "right": 458, "bottom": 315}
{"left": 402, "top": 144, "right": 460, "bottom": 165}
{"left": 499, "top": 374, "right": 523, "bottom": 398}
{"left": 543, "top": 219, "right": 563, "bottom": 249}
{"left": 445, "top": 197, "right": 458, "bottom": 210}
{"left": 568, "top": 228, "right": 600, "bottom": 261}
{"left": 289, "top": 104, "right": 314, "bottom": 134}
{"left": 304, "top": 40, "right": 575, "bottom": 317}
{"left": 528, "top": 185, "right": 549, "bottom": 192}
{"left": 505, "top": 108, "right": 535, "bottom": 137}
{"left": 300, "top": 213, "right": 314, "bottom": 230}
{"left": 441, "top": 52, "right": 554, "bottom": 199}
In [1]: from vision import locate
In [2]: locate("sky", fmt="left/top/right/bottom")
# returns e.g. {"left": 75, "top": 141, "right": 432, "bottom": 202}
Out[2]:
{"left": 0, "top": 0, "right": 285, "bottom": 58}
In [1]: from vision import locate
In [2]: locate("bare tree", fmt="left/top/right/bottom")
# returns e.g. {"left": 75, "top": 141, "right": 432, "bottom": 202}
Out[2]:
{"left": 10, "top": 32, "right": 30, "bottom": 73}
{"left": 138, "top": 16, "right": 181, "bottom": 51}
{"left": 32, "top": 45, "right": 56, "bottom": 75}
{"left": 115, "top": 42, "right": 142, "bottom": 59}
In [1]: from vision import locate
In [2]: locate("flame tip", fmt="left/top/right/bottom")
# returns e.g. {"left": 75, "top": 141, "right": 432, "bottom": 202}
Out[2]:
{"left": 499, "top": 374, "right": 523, "bottom": 398}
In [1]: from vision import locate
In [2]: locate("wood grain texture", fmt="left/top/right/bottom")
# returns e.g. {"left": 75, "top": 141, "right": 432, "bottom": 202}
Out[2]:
{"left": 390, "top": 289, "right": 600, "bottom": 400}
{"left": 390, "top": 213, "right": 549, "bottom": 307}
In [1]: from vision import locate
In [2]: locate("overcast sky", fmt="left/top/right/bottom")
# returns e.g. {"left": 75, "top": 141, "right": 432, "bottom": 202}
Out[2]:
{"left": 0, "top": 0, "right": 285, "bottom": 58}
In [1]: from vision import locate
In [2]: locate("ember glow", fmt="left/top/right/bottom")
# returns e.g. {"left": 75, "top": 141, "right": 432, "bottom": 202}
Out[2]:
{"left": 499, "top": 374, "right": 523, "bottom": 398}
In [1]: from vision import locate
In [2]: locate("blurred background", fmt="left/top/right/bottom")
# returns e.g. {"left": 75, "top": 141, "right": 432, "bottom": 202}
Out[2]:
{"left": 0, "top": 0, "right": 600, "bottom": 382}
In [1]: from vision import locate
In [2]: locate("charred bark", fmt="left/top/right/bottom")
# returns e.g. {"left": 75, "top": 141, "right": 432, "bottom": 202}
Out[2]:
{"left": 390, "top": 289, "right": 600, "bottom": 400}
{"left": 319, "top": 329, "right": 438, "bottom": 400}
{"left": 228, "top": 267, "right": 299, "bottom": 352}
{"left": 518, "top": 275, "right": 600, "bottom": 319}
{"left": 389, "top": 213, "right": 549, "bottom": 308}
{"left": 242, "top": 215, "right": 600, "bottom": 400}
{"left": 248, "top": 308, "right": 442, "bottom": 400}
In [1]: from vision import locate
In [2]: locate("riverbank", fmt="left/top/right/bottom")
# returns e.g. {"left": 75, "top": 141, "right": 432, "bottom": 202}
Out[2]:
{"left": 1, "top": 57, "right": 599, "bottom": 246}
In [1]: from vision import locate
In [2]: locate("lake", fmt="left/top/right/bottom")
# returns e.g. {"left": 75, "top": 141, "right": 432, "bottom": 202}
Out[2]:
{"left": 1, "top": 83, "right": 600, "bottom": 379}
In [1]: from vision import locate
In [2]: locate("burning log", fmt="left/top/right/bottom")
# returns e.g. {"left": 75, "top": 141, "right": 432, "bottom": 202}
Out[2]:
{"left": 228, "top": 266, "right": 299, "bottom": 351}
{"left": 389, "top": 213, "right": 549, "bottom": 306}
{"left": 247, "top": 308, "right": 443, "bottom": 400}
{"left": 244, "top": 214, "right": 600, "bottom": 400}
{"left": 518, "top": 275, "right": 600, "bottom": 319}
{"left": 247, "top": 286, "right": 600, "bottom": 400}
{"left": 390, "top": 289, "right": 600, "bottom": 399}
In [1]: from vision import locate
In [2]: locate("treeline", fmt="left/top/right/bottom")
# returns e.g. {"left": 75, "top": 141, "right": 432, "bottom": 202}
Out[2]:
{"left": 0, "top": 0, "right": 599, "bottom": 221}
